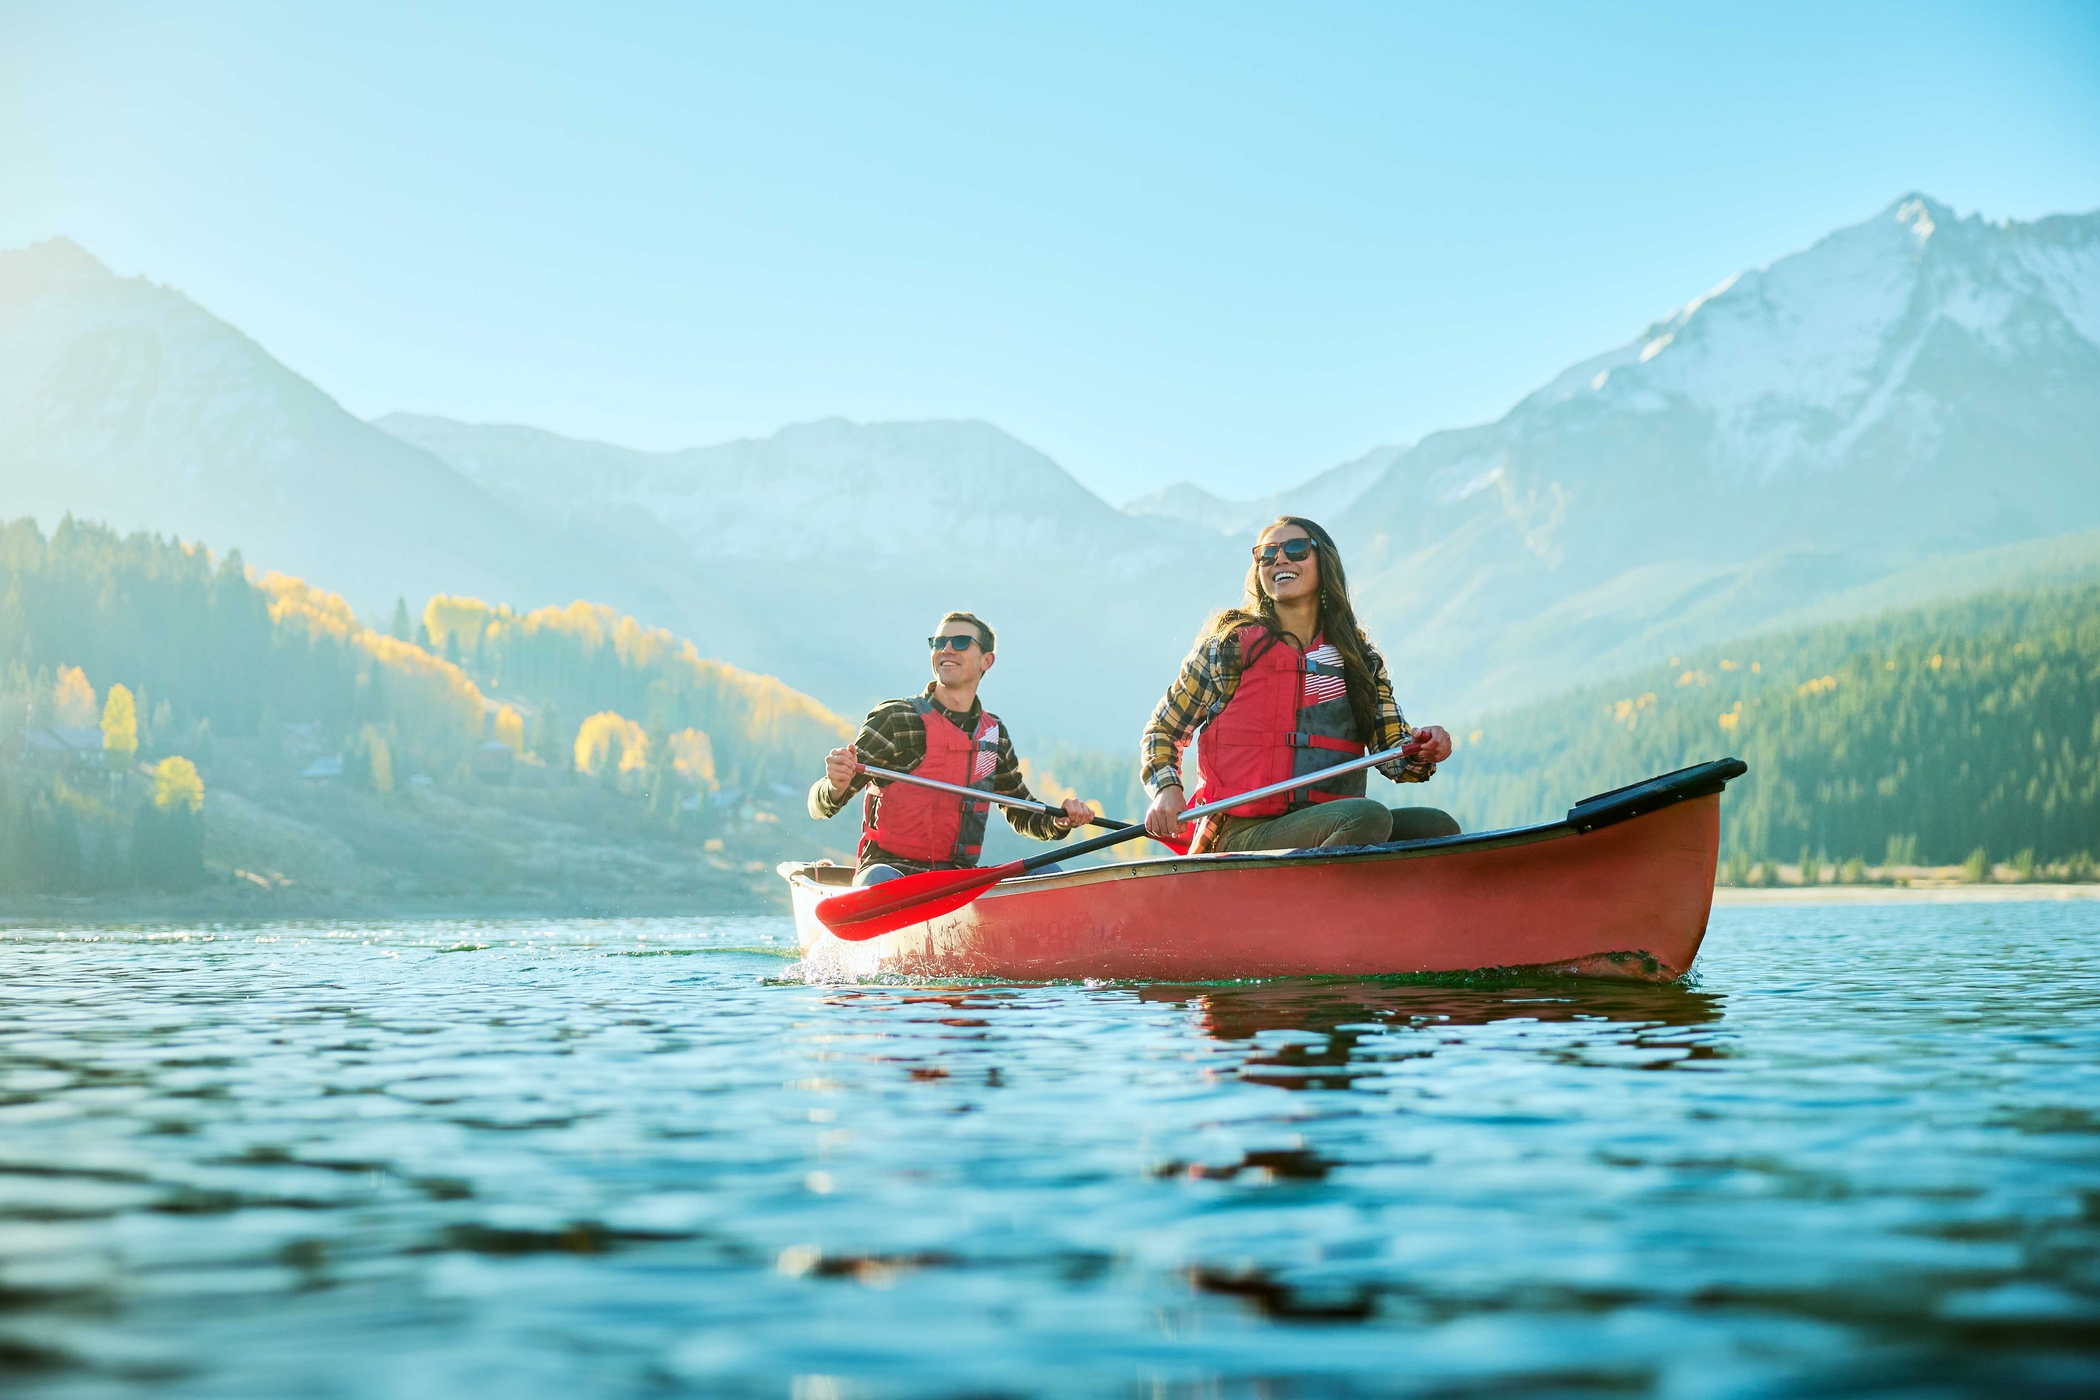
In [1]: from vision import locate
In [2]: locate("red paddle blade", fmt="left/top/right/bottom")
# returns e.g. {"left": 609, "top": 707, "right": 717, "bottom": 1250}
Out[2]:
{"left": 813, "top": 860, "right": 1024, "bottom": 942}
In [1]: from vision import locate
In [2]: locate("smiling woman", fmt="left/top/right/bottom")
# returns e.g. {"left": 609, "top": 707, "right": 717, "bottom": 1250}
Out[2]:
{"left": 1140, "top": 517, "right": 1458, "bottom": 854}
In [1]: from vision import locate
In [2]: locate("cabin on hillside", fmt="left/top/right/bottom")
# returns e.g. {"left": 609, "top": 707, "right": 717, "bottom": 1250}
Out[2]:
{"left": 1, "top": 726, "right": 107, "bottom": 772}
{"left": 299, "top": 754, "right": 344, "bottom": 782}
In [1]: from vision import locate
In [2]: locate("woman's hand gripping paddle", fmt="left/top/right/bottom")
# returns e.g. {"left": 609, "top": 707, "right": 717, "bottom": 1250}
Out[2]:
{"left": 813, "top": 735, "right": 1428, "bottom": 941}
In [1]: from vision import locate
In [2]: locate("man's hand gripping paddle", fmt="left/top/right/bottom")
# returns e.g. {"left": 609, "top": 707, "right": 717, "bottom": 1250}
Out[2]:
{"left": 813, "top": 735, "right": 1429, "bottom": 941}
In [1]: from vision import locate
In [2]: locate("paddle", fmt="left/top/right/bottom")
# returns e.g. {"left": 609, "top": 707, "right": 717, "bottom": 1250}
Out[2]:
{"left": 850, "top": 754, "right": 1191, "bottom": 853}
{"left": 853, "top": 760, "right": 1128, "bottom": 832}
{"left": 814, "top": 735, "right": 1430, "bottom": 941}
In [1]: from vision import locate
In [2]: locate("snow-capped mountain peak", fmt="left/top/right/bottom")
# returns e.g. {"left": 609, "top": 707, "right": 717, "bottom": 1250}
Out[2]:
{"left": 1522, "top": 192, "right": 2100, "bottom": 481}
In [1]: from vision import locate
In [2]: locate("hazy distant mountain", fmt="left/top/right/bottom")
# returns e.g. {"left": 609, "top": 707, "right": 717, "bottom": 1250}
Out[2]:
{"left": 0, "top": 238, "right": 666, "bottom": 628}
{"left": 1123, "top": 445, "right": 1400, "bottom": 537}
{"left": 1330, "top": 194, "right": 2100, "bottom": 718}
{"left": 374, "top": 413, "right": 1235, "bottom": 745}
{"left": 377, "top": 413, "right": 1185, "bottom": 578}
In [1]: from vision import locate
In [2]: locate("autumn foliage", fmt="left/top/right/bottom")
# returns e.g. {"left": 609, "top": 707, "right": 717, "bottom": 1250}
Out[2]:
{"left": 414, "top": 594, "right": 850, "bottom": 787}
{"left": 0, "top": 516, "right": 854, "bottom": 892}
{"left": 574, "top": 711, "right": 648, "bottom": 777}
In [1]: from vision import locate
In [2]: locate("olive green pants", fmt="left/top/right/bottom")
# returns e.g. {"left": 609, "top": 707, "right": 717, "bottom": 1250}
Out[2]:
{"left": 1213, "top": 798, "right": 1460, "bottom": 853}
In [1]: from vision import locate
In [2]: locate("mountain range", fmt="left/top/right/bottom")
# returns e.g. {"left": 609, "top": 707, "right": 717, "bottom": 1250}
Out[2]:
{"left": 3, "top": 191, "right": 2096, "bottom": 751}
{"left": 1137, "top": 194, "right": 2100, "bottom": 709}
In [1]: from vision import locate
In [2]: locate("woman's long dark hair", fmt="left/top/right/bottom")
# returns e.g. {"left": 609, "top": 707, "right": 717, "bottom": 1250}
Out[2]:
{"left": 1196, "top": 516, "right": 1380, "bottom": 742}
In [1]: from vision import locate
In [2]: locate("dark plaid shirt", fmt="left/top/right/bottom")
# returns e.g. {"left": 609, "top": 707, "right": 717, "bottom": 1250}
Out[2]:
{"left": 808, "top": 683, "right": 1068, "bottom": 871}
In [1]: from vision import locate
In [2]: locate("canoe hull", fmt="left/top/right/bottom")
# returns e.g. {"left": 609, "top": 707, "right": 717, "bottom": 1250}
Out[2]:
{"left": 787, "top": 790, "right": 1722, "bottom": 984}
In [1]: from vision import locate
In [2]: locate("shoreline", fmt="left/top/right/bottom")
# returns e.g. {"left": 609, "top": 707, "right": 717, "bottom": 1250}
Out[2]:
{"left": 1712, "top": 883, "right": 2099, "bottom": 906}
{"left": 7, "top": 882, "right": 2095, "bottom": 928}
{"left": 0, "top": 888, "right": 784, "bottom": 928}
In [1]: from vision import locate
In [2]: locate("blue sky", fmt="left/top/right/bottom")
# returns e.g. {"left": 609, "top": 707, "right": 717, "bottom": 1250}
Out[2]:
{"left": 5, "top": 1, "right": 2097, "bottom": 501}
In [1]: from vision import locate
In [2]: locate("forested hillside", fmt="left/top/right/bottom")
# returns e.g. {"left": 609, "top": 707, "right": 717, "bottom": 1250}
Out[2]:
{"left": 1438, "top": 583, "right": 2100, "bottom": 868}
{"left": 411, "top": 593, "right": 847, "bottom": 791}
{"left": 0, "top": 516, "right": 851, "bottom": 898}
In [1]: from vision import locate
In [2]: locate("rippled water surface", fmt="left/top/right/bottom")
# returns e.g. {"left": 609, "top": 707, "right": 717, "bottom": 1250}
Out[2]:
{"left": 4, "top": 902, "right": 2099, "bottom": 1398}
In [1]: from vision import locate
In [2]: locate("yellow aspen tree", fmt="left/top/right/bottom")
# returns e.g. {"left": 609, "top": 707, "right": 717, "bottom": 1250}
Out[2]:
{"left": 575, "top": 712, "right": 616, "bottom": 775}
{"left": 618, "top": 726, "right": 651, "bottom": 774}
{"left": 102, "top": 684, "right": 139, "bottom": 764}
{"left": 494, "top": 705, "right": 525, "bottom": 753}
{"left": 154, "top": 756, "right": 205, "bottom": 812}
{"left": 574, "top": 712, "right": 645, "bottom": 776}
{"left": 669, "top": 729, "right": 717, "bottom": 791}
{"left": 54, "top": 665, "right": 96, "bottom": 727}
{"left": 422, "top": 596, "right": 498, "bottom": 655}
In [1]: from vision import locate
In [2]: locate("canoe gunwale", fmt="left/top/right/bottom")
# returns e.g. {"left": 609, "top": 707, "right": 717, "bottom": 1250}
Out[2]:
{"left": 782, "top": 755, "right": 1749, "bottom": 902}
{"left": 777, "top": 819, "right": 1572, "bottom": 901}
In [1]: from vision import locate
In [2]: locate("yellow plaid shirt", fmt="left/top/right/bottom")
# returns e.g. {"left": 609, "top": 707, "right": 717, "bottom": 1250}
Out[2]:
{"left": 1140, "top": 628, "right": 1430, "bottom": 797}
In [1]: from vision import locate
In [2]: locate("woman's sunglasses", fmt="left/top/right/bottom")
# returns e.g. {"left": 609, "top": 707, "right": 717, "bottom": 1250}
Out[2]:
{"left": 1254, "top": 538, "right": 1318, "bottom": 565}
{"left": 928, "top": 634, "right": 982, "bottom": 653}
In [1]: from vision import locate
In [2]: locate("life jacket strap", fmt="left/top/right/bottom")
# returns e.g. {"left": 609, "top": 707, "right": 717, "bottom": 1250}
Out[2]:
{"left": 955, "top": 709, "right": 1001, "bottom": 863}
{"left": 1288, "top": 731, "right": 1364, "bottom": 754}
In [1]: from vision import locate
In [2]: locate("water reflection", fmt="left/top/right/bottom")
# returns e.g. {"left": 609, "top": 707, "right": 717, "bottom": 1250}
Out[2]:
{"left": 1138, "top": 978, "right": 1728, "bottom": 1088}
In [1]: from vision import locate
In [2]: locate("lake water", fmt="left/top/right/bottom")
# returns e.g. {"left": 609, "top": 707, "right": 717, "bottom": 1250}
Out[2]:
{"left": 4, "top": 902, "right": 2098, "bottom": 1398}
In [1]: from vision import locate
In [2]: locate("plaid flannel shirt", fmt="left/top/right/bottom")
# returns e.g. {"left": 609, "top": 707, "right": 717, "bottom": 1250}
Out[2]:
{"left": 808, "top": 684, "right": 1068, "bottom": 847}
{"left": 1141, "top": 629, "right": 1429, "bottom": 797}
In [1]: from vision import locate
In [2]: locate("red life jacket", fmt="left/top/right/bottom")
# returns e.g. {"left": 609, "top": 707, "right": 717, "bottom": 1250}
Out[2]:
{"left": 860, "top": 698, "right": 1003, "bottom": 866}
{"left": 1190, "top": 625, "right": 1367, "bottom": 821}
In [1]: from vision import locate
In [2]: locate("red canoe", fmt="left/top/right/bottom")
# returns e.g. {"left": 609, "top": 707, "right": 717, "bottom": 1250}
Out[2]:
{"left": 783, "top": 759, "right": 1746, "bottom": 984}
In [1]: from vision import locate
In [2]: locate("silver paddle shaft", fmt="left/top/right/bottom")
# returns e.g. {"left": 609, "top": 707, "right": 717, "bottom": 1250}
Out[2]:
{"left": 1179, "top": 740, "right": 1425, "bottom": 822}
{"left": 856, "top": 761, "right": 1068, "bottom": 817}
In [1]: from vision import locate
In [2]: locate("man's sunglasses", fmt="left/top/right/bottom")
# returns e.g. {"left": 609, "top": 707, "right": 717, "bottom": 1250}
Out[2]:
{"left": 928, "top": 634, "right": 983, "bottom": 653}
{"left": 1254, "top": 538, "right": 1318, "bottom": 565}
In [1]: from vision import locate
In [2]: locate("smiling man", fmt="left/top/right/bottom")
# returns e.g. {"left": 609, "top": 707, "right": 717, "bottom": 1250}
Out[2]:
{"left": 809, "top": 611, "right": 1095, "bottom": 884}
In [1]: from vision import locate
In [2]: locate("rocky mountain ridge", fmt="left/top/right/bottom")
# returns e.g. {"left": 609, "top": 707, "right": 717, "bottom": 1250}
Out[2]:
{"left": 1331, "top": 193, "right": 2100, "bottom": 709}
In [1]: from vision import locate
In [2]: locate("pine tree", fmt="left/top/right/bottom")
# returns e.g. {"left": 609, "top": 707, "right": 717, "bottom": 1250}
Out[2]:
{"left": 531, "top": 701, "right": 562, "bottom": 765}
